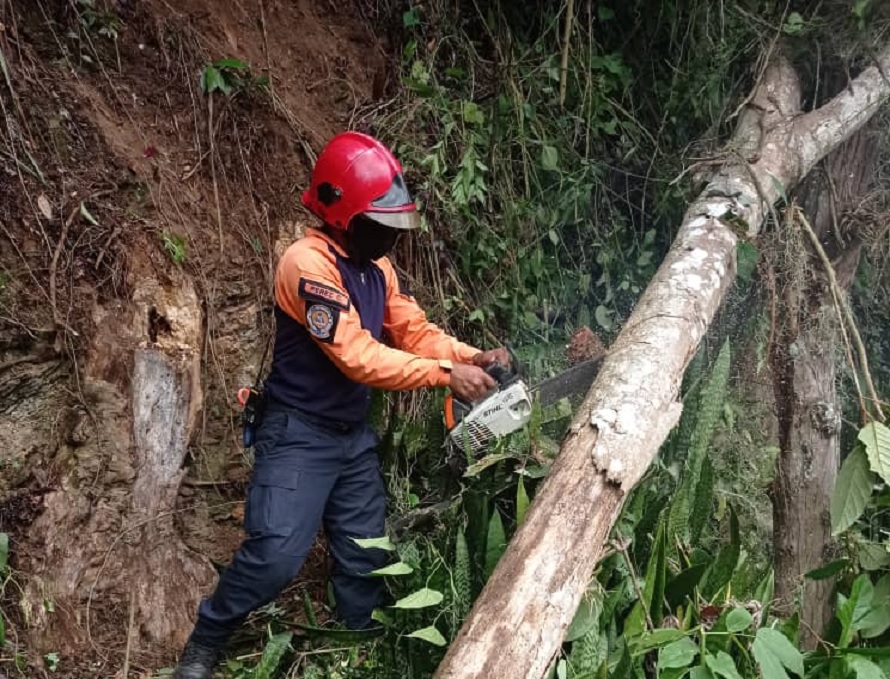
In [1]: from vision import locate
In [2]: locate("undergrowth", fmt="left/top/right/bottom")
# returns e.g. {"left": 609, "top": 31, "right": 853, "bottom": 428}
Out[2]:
{"left": 213, "top": 1, "right": 890, "bottom": 678}
{"left": 3, "top": 0, "right": 890, "bottom": 677}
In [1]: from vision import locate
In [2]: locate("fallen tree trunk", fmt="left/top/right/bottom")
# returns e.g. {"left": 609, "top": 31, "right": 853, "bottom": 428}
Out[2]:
{"left": 435, "top": 47, "right": 890, "bottom": 679}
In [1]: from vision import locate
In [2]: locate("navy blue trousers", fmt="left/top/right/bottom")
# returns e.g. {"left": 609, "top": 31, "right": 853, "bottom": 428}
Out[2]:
{"left": 190, "top": 409, "right": 388, "bottom": 649}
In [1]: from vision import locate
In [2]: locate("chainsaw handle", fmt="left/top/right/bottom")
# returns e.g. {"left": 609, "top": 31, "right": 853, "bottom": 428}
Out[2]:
{"left": 484, "top": 361, "right": 513, "bottom": 386}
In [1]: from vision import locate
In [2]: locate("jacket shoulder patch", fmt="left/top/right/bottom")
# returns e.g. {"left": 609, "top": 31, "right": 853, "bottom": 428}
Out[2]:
{"left": 299, "top": 277, "right": 350, "bottom": 310}
{"left": 305, "top": 303, "right": 339, "bottom": 343}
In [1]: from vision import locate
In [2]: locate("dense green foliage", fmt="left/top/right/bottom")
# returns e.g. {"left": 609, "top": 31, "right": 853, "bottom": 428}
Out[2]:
{"left": 187, "top": 1, "right": 890, "bottom": 677}
{"left": 5, "top": 0, "right": 889, "bottom": 677}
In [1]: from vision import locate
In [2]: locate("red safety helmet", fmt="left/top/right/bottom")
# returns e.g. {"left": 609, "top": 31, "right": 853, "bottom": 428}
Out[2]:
{"left": 302, "top": 131, "right": 420, "bottom": 231}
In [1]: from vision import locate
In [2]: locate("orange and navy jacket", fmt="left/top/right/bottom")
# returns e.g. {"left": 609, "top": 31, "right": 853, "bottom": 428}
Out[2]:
{"left": 263, "top": 228, "right": 480, "bottom": 424}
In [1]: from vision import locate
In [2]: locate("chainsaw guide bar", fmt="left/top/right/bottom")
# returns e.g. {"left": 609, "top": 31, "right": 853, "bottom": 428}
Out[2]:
{"left": 533, "top": 357, "right": 604, "bottom": 407}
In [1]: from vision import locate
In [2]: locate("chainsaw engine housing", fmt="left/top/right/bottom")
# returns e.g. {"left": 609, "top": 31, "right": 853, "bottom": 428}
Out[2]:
{"left": 446, "top": 380, "right": 533, "bottom": 457}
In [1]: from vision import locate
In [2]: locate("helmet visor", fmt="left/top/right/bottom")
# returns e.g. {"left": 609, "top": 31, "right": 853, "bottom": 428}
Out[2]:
{"left": 362, "top": 209, "right": 420, "bottom": 230}
{"left": 364, "top": 173, "right": 420, "bottom": 230}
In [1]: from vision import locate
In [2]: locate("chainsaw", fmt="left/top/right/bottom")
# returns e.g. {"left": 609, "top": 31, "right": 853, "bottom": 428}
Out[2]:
{"left": 443, "top": 355, "right": 603, "bottom": 458}
{"left": 388, "top": 356, "right": 604, "bottom": 537}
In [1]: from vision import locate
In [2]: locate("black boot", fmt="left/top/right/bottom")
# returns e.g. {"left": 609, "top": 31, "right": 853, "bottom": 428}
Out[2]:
{"left": 172, "top": 638, "right": 219, "bottom": 679}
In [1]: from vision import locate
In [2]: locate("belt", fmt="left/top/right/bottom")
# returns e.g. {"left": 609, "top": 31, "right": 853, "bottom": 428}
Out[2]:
{"left": 264, "top": 397, "right": 361, "bottom": 434}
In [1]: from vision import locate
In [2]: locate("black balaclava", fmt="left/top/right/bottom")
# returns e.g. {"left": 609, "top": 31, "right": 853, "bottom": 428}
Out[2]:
{"left": 345, "top": 214, "right": 401, "bottom": 264}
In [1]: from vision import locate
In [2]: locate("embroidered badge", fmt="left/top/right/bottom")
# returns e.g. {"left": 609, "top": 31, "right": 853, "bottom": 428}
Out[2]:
{"left": 299, "top": 277, "right": 350, "bottom": 310}
{"left": 306, "top": 303, "right": 337, "bottom": 341}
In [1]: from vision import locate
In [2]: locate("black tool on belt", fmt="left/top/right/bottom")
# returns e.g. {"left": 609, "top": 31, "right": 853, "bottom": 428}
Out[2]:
{"left": 236, "top": 333, "right": 272, "bottom": 449}
{"left": 236, "top": 386, "right": 266, "bottom": 448}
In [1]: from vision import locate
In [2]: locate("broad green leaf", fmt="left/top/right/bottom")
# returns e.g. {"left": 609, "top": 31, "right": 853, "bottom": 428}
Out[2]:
{"left": 541, "top": 145, "right": 559, "bottom": 171}
{"left": 846, "top": 656, "right": 884, "bottom": 679}
{"left": 831, "top": 446, "right": 873, "bottom": 535}
{"left": 402, "top": 8, "right": 420, "bottom": 27}
{"left": 860, "top": 422, "right": 890, "bottom": 482}
{"left": 725, "top": 608, "right": 753, "bottom": 633}
{"left": 371, "top": 609, "right": 393, "bottom": 627}
{"left": 755, "top": 569, "right": 775, "bottom": 622}
{"left": 484, "top": 509, "right": 507, "bottom": 580}
{"left": 781, "top": 613, "right": 800, "bottom": 647}
{"left": 216, "top": 75, "right": 234, "bottom": 96}
{"left": 753, "top": 628, "right": 804, "bottom": 678}
{"left": 827, "top": 657, "right": 846, "bottom": 679}
{"left": 594, "top": 304, "right": 613, "bottom": 331}
{"left": 782, "top": 12, "right": 805, "bottom": 35}
{"left": 453, "top": 529, "right": 471, "bottom": 618}
{"left": 612, "top": 641, "right": 632, "bottom": 677}
{"left": 464, "top": 453, "right": 513, "bottom": 478}
{"left": 516, "top": 477, "right": 530, "bottom": 526}
{"left": 647, "top": 519, "right": 668, "bottom": 628}
{"left": 407, "top": 625, "right": 446, "bottom": 646}
{"left": 852, "top": 577, "right": 875, "bottom": 630}
{"left": 706, "top": 651, "right": 744, "bottom": 679}
{"left": 632, "top": 628, "right": 687, "bottom": 653}
{"left": 860, "top": 604, "right": 890, "bottom": 640}
{"left": 659, "top": 637, "right": 698, "bottom": 670}
{"left": 200, "top": 66, "right": 222, "bottom": 94}
{"left": 213, "top": 57, "right": 248, "bottom": 70}
{"left": 626, "top": 518, "right": 668, "bottom": 636}
{"left": 858, "top": 542, "right": 890, "bottom": 571}
{"left": 391, "top": 588, "right": 444, "bottom": 609}
{"left": 568, "top": 630, "right": 608, "bottom": 678}
{"left": 690, "top": 668, "right": 714, "bottom": 679}
{"left": 659, "top": 668, "right": 690, "bottom": 679}
{"left": 0, "top": 532, "right": 8, "bottom": 572}
{"left": 806, "top": 558, "right": 850, "bottom": 580}
{"left": 668, "top": 474, "right": 693, "bottom": 543}
{"left": 838, "top": 575, "right": 873, "bottom": 647}
{"left": 366, "top": 562, "right": 413, "bottom": 577}
{"left": 666, "top": 564, "right": 708, "bottom": 609}
{"left": 254, "top": 631, "right": 292, "bottom": 679}
{"left": 566, "top": 595, "right": 601, "bottom": 643}
{"left": 352, "top": 536, "right": 395, "bottom": 551}
{"left": 689, "top": 455, "right": 714, "bottom": 544}
{"left": 860, "top": 575, "right": 890, "bottom": 639}
{"left": 462, "top": 101, "right": 485, "bottom": 126}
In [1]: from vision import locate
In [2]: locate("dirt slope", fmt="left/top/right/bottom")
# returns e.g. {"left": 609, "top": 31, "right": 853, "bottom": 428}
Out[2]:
{"left": 0, "top": 0, "right": 385, "bottom": 674}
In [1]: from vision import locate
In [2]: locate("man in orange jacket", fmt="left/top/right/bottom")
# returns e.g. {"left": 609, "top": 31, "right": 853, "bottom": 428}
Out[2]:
{"left": 174, "top": 132, "right": 507, "bottom": 678}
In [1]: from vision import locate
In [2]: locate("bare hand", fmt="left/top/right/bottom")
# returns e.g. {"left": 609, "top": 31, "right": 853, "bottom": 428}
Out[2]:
{"left": 449, "top": 363, "right": 496, "bottom": 403}
{"left": 473, "top": 347, "right": 511, "bottom": 369}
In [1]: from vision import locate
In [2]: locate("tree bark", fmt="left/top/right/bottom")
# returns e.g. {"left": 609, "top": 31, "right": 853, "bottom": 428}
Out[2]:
{"left": 15, "top": 273, "right": 216, "bottom": 656}
{"left": 771, "top": 123, "right": 879, "bottom": 646}
{"left": 435, "top": 46, "right": 890, "bottom": 679}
